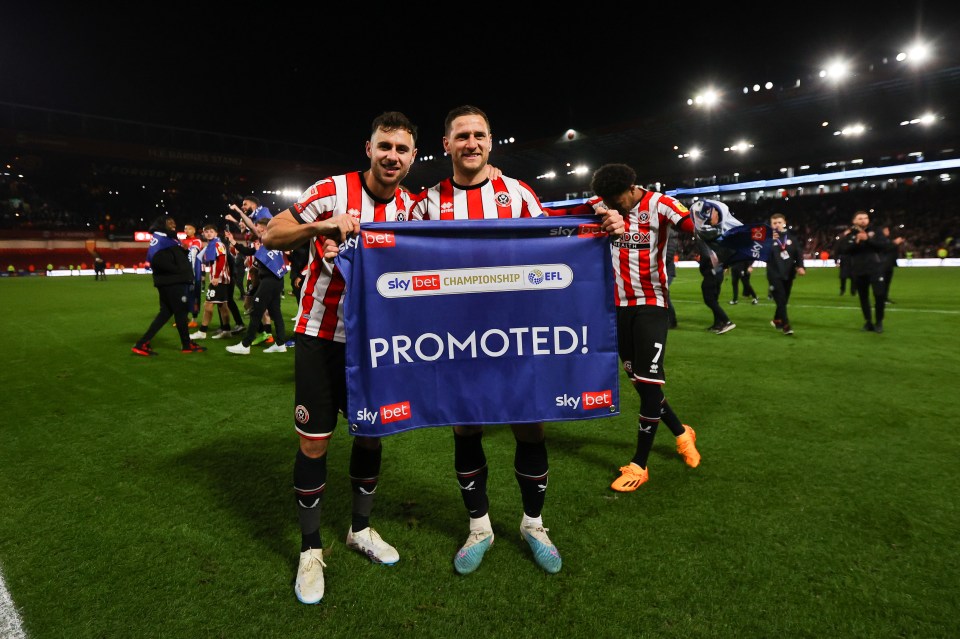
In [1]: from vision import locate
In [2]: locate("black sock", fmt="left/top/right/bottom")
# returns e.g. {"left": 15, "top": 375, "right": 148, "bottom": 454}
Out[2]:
{"left": 454, "top": 431, "right": 489, "bottom": 518}
{"left": 349, "top": 441, "right": 382, "bottom": 532}
{"left": 294, "top": 450, "right": 327, "bottom": 552}
{"left": 660, "top": 399, "right": 685, "bottom": 437}
{"left": 514, "top": 439, "right": 548, "bottom": 518}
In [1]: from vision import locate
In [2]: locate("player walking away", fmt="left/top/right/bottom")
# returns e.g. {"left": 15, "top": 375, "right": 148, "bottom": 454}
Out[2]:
{"left": 586, "top": 163, "right": 702, "bottom": 493}
{"left": 766, "top": 213, "right": 806, "bottom": 335}
{"left": 411, "top": 105, "right": 624, "bottom": 576}
{"left": 260, "top": 111, "right": 419, "bottom": 605}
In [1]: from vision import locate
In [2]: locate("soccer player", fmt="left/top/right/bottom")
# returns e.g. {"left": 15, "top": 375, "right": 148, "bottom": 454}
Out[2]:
{"left": 586, "top": 163, "right": 702, "bottom": 492}
{"left": 690, "top": 199, "right": 740, "bottom": 334}
{"left": 190, "top": 225, "right": 234, "bottom": 339}
{"left": 766, "top": 213, "right": 806, "bottom": 335}
{"left": 260, "top": 111, "right": 419, "bottom": 605}
{"left": 224, "top": 219, "right": 288, "bottom": 354}
{"left": 410, "top": 105, "right": 624, "bottom": 576}
{"left": 230, "top": 195, "right": 272, "bottom": 223}
{"left": 181, "top": 223, "right": 204, "bottom": 328}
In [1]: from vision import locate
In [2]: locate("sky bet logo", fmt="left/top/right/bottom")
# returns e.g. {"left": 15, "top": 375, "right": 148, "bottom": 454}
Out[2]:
{"left": 385, "top": 274, "right": 441, "bottom": 292}
{"left": 549, "top": 224, "right": 604, "bottom": 238}
{"left": 362, "top": 230, "right": 396, "bottom": 248}
{"left": 555, "top": 390, "right": 613, "bottom": 410}
{"left": 356, "top": 400, "right": 412, "bottom": 425}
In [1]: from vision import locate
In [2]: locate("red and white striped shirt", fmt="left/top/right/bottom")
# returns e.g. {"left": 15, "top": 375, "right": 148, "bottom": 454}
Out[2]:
{"left": 411, "top": 176, "right": 548, "bottom": 220}
{"left": 292, "top": 171, "right": 416, "bottom": 342}
{"left": 587, "top": 191, "right": 694, "bottom": 307}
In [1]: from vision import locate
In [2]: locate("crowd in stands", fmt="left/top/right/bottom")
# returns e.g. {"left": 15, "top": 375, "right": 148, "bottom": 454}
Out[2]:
{"left": 2, "top": 170, "right": 959, "bottom": 259}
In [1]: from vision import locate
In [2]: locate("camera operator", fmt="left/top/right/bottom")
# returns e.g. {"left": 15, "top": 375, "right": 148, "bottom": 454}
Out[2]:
{"left": 840, "top": 210, "right": 891, "bottom": 333}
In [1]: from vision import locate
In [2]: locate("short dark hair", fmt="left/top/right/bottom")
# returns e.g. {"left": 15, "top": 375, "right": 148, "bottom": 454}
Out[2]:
{"left": 371, "top": 111, "right": 418, "bottom": 145}
{"left": 771, "top": 212, "right": 786, "bottom": 222}
{"left": 243, "top": 196, "right": 260, "bottom": 206}
{"left": 444, "top": 105, "right": 490, "bottom": 137}
{"left": 148, "top": 215, "right": 174, "bottom": 233}
{"left": 591, "top": 163, "right": 636, "bottom": 200}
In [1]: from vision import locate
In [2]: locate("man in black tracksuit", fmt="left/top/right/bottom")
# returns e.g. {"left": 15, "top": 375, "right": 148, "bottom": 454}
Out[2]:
{"left": 766, "top": 213, "right": 806, "bottom": 335}
{"left": 840, "top": 210, "right": 891, "bottom": 333}
{"left": 132, "top": 216, "right": 207, "bottom": 355}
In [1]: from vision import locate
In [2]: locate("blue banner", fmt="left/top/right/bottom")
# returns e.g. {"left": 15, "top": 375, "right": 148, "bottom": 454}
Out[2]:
{"left": 336, "top": 216, "right": 621, "bottom": 437}
{"left": 715, "top": 223, "right": 773, "bottom": 265}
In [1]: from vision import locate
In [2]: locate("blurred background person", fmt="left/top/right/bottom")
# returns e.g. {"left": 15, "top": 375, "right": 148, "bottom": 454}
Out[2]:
{"left": 840, "top": 210, "right": 891, "bottom": 333}
{"left": 132, "top": 215, "right": 206, "bottom": 355}
{"left": 728, "top": 259, "right": 759, "bottom": 305}
{"left": 881, "top": 225, "right": 906, "bottom": 304}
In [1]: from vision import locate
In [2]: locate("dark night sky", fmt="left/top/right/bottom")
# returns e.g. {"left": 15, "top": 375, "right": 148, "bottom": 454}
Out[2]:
{"left": 3, "top": 3, "right": 958, "bottom": 160}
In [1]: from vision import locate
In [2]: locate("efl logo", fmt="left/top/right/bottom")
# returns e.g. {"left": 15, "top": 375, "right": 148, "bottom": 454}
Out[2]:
{"left": 751, "top": 225, "right": 768, "bottom": 241}
{"left": 582, "top": 390, "right": 613, "bottom": 410}
{"left": 380, "top": 401, "right": 412, "bottom": 424}
{"left": 362, "top": 230, "right": 396, "bottom": 248}
{"left": 413, "top": 274, "right": 440, "bottom": 291}
{"left": 577, "top": 224, "right": 605, "bottom": 238}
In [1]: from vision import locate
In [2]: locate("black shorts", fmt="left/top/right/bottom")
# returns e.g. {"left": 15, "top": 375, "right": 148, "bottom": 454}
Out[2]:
{"left": 616, "top": 305, "right": 669, "bottom": 385}
{"left": 294, "top": 334, "right": 347, "bottom": 439}
{"left": 205, "top": 282, "right": 230, "bottom": 303}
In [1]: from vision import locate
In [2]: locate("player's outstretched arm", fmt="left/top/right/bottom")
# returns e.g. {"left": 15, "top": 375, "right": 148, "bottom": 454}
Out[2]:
{"left": 262, "top": 210, "right": 359, "bottom": 251}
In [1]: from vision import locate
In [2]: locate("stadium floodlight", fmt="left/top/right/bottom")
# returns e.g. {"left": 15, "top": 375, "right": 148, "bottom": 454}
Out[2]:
{"left": 536, "top": 171, "right": 557, "bottom": 180}
{"left": 836, "top": 123, "right": 866, "bottom": 136}
{"left": 692, "top": 89, "right": 720, "bottom": 108}
{"left": 725, "top": 141, "right": 753, "bottom": 153}
{"left": 819, "top": 59, "right": 850, "bottom": 82}
{"left": 897, "top": 42, "right": 931, "bottom": 65}
{"left": 900, "top": 113, "right": 937, "bottom": 126}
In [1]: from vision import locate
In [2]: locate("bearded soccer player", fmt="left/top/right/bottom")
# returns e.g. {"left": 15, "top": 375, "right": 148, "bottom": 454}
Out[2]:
{"left": 586, "top": 163, "right": 702, "bottom": 492}
{"left": 261, "top": 111, "right": 419, "bottom": 605}
{"left": 410, "top": 105, "right": 624, "bottom": 576}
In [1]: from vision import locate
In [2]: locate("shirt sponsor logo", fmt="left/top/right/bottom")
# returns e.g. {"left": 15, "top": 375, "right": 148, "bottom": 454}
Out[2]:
{"left": 612, "top": 231, "right": 652, "bottom": 250}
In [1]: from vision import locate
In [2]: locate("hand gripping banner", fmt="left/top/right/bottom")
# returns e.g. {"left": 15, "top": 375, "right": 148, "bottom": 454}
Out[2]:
{"left": 335, "top": 216, "right": 620, "bottom": 437}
